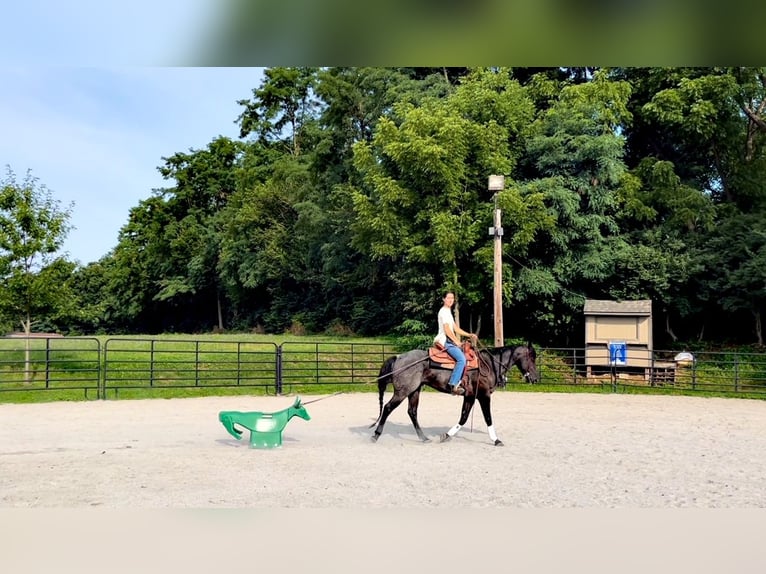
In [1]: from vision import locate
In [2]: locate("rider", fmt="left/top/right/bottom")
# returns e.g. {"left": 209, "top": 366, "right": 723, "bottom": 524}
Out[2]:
{"left": 434, "top": 291, "right": 477, "bottom": 396}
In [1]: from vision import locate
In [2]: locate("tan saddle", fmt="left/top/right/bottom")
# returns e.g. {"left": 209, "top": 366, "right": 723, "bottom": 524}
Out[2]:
{"left": 428, "top": 341, "right": 478, "bottom": 371}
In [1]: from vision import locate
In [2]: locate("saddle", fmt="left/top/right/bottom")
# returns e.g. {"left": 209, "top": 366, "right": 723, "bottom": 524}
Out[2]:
{"left": 428, "top": 341, "right": 478, "bottom": 372}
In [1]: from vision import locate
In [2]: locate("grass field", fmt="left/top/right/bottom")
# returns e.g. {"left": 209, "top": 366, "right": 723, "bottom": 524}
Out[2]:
{"left": 0, "top": 333, "right": 398, "bottom": 403}
{"left": 2, "top": 334, "right": 765, "bottom": 403}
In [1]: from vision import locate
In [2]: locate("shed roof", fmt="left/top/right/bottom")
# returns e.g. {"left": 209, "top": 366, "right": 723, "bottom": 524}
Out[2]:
{"left": 583, "top": 299, "right": 652, "bottom": 316}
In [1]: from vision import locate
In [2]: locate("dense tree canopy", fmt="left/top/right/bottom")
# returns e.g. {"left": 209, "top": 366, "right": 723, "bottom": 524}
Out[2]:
{"left": 4, "top": 67, "right": 766, "bottom": 347}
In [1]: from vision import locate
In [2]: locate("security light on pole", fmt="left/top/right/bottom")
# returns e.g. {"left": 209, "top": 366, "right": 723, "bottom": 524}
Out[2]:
{"left": 488, "top": 175, "right": 505, "bottom": 348}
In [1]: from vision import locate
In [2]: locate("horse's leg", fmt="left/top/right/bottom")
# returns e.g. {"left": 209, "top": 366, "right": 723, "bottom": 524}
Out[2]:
{"left": 476, "top": 391, "right": 503, "bottom": 446}
{"left": 406, "top": 388, "right": 430, "bottom": 443}
{"left": 439, "top": 395, "right": 476, "bottom": 443}
{"left": 371, "top": 389, "right": 408, "bottom": 443}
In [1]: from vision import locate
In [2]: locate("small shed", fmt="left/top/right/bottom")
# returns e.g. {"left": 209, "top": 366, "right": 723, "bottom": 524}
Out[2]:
{"left": 584, "top": 299, "right": 653, "bottom": 376}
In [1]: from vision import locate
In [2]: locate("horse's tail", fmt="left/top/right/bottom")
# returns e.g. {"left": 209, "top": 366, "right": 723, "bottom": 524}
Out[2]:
{"left": 370, "top": 355, "right": 397, "bottom": 428}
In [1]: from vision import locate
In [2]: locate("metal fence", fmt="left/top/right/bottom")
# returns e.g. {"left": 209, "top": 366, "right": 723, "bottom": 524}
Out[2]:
{"left": 1, "top": 336, "right": 765, "bottom": 399}
{"left": 0, "top": 336, "right": 101, "bottom": 399}
{"left": 102, "top": 338, "right": 280, "bottom": 398}
{"left": 536, "top": 347, "right": 766, "bottom": 395}
{"left": 0, "top": 336, "right": 400, "bottom": 399}
{"left": 279, "top": 341, "right": 398, "bottom": 394}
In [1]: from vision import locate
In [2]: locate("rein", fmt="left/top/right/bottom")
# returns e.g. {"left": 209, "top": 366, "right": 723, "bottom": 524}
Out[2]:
{"left": 475, "top": 342, "right": 515, "bottom": 388}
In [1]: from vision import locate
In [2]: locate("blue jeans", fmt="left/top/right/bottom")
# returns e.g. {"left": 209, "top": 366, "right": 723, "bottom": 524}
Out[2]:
{"left": 445, "top": 340, "right": 466, "bottom": 387}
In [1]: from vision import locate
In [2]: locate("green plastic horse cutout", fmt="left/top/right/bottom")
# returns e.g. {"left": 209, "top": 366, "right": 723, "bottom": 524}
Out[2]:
{"left": 218, "top": 396, "right": 311, "bottom": 449}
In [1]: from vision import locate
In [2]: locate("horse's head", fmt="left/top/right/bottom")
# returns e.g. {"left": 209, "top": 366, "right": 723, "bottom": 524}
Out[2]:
{"left": 511, "top": 342, "right": 538, "bottom": 383}
{"left": 218, "top": 411, "right": 244, "bottom": 440}
{"left": 481, "top": 343, "right": 539, "bottom": 387}
{"left": 289, "top": 396, "right": 311, "bottom": 421}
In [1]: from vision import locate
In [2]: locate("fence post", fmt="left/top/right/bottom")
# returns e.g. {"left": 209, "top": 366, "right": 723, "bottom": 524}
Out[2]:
{"left": 276, "top": 345, "right": 283, "bottom": 395}
{"left": 100, "top": 339, "right": 106, "bottom": 400}
{"left": 150, "top": 339, "right": 156, "bottom": 387}
{"left": 45, "top": 337, "right": 51, "bottom": 389}
{"left": 195, "top": 340, "right": 200, "bottom": 387}
{"left": 692, "top": 357, "right": 697, "bottom": 391}
{"left": 236, "top": 342, "right": 242, "bottom": 386}
{"left": 571, "top": 348, "right": 578, "bottom": 385}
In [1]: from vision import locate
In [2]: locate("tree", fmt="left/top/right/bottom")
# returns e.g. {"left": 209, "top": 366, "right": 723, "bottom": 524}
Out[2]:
{"left": 102, "top": 138, "right": 243, "bottom": 333}
{"left": 0, "top": 167, "right": 73, "bottom": 382}
{"left": 514, "top": 71, "right": 638, "bottom": 343}
{"left": 237, "top": 67, "right": 319, "bottom": 156}
{"left": 350, "top": 68, "right": 536, "bottom": 330}
{"left": 615, "top": 68, "right": 766, "bottom": 342}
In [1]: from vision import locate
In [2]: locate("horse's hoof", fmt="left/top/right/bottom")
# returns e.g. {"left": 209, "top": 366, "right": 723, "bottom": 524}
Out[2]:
{"left": 421, "top": 437, "right": 431, "bottom": 443}
{"left": 439, "top": 433, "right": 451, "bottom": 443}
{"left": 371, "top": 434, "right": 379, "bottom": 443}
{"left": 494, "top": 439, "right": 504, "bottom": 447}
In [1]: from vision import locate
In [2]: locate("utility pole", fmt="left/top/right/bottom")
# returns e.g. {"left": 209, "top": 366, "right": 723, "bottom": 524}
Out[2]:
{"left": 488, "top": 175, "right": 505, "bottom": 347}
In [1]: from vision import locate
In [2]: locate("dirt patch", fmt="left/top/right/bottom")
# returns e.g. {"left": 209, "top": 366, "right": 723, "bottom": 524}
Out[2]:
{"left": 1, "top": 392, "right": 765, "bottom": 508}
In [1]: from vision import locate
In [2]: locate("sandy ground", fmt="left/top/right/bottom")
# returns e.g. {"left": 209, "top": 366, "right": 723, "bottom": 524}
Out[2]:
{"left": 1, "top": 391, "right": 765, "bottom": 508}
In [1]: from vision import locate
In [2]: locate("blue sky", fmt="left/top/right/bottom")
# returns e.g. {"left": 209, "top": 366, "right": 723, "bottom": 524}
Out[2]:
{"left": 2, "top": 0, "right": 221, "bottom": 66}
{"left": 2, "top": 2, "right": 264, "bottom": 265}
{"left": 1, "top": 67, "right": 263, "bottom": 265}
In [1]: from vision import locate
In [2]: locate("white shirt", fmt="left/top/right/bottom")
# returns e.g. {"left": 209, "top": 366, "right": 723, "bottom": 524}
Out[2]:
{"left": 434, "top": 306, "right": 455, "bottom": 347}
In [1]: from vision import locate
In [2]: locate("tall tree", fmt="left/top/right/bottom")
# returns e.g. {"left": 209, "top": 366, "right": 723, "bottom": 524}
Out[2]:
{"left": 514, "top": 71, "right": 638, "bottom": 343}
{"left": 620, "top": 158, "right": 713, "bottom": 343}
{"left": 702, "top": 213, "right": 766, "bottom": 345}
{"left": 0, "top": 167, "right": 74, "bottom": 333}
{"left": 616, "top": 67, "right": 766, "bottom": 343}
{"left": 155, "top": 137, "right": 242, "bottom": 331}
{"left": 101, "top": 138, "right": 243, "bottom": 333}
{"left": 350, "top": 68, "right": 536, "bottom": 331}
{"left": 0, "top": 167, "right": 73, "bottom": 381}
{"left": 237, "top": 67, "right": 319, "bottom": 156}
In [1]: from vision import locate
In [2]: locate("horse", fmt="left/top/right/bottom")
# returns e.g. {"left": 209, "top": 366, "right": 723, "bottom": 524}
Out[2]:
{"left": 219, "top": 396, "right": 311, "bottom": 448}
{"left": 370, "top": 343, "right": 538, "bottom": 446}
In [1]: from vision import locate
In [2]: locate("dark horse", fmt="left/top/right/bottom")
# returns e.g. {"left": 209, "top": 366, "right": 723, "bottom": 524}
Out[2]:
{"left": 370, "top": 343, "right": 538, "bottom": 446}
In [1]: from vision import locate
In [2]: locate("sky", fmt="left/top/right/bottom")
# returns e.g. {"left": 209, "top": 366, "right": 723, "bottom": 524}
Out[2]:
{"left": 0, "top": 2, "right": 266, "bottom": 265}
{"left": 1, "top": 67, "right": 264, "bottom": 265}
{"left": 1, "top": 0, "right": 222, "bottom": 66}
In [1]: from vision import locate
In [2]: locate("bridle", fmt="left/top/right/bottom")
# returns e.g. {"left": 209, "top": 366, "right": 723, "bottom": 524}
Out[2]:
{"left": 479, "top": 348, "right": 514, "bottom": 387}
{"left": 477, "top": 345, "right": 528, "bottom": 387}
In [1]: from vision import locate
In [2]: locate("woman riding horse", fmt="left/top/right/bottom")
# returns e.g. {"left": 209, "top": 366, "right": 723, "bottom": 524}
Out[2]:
{"left": 370, "top": 342, "right": 538, "bottom": 445}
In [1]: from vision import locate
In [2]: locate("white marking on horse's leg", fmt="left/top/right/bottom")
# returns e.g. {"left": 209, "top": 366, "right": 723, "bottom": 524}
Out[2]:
{"left": 487, "top": 424, "right": 498, "bottom": 443}
{"left": 446, "top": 423, "right": 462, "bottom": 437}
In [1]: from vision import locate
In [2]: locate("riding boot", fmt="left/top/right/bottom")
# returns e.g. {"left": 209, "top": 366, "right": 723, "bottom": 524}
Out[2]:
{"left": 450, "top": 383, "right": 465, "bottom": 395}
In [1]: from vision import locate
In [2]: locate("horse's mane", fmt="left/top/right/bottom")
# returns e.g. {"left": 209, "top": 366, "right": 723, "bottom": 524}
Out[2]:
{"left": 480, "top": 343, "right": 531, "bottom": 355}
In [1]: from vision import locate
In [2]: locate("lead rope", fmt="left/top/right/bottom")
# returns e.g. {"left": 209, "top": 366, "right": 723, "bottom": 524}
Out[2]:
{"left": 301, "top": 392, "right": 345, "bottom": 405}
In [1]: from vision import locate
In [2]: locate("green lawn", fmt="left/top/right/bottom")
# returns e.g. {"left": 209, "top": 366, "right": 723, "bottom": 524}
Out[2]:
{"left": 2, "top": 334, "right": 765, "bottom": 403}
